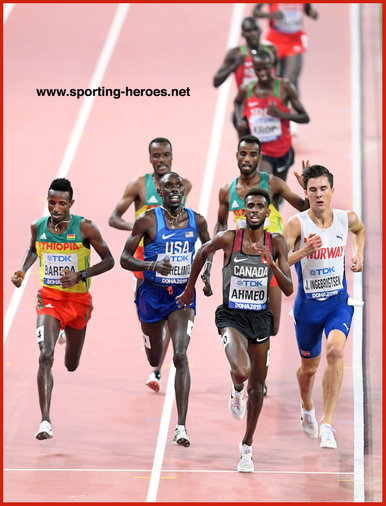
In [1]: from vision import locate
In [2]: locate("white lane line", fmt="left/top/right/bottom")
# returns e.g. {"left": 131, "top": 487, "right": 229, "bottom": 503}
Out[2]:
{"left": 350, "top": 3, "right": 365, "bottom": 503}
{"left": 3, "top": 3, "right": 15, "bottom": 23}
{"left": 146, "top": 364, "right": 176, "bottom": 502}
{"left": 56, "top": 3, "right": 130, "bottom": 178}
{"left": 3, "top": 4, "right": 130, "bottom": 343}
{"left": 198, "top": 2, "right": 245, "bottom": 218}
{"left": 146, "top": 4, "right": 245, "bottom": 502}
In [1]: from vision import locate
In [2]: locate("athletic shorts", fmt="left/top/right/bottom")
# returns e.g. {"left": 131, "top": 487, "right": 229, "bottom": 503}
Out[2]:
{"left": 135, "top": 280, "right": 196, "bottom": 323}
{"left": 293, "top": 292, "right": 354, "bottom": 358}
{"left": 36, "top": 286, "right": 93, "bottom": 330}
{"left": 215, "top": 304, "right": 273, "bottom": 343}
{"left": 133, "top": 245, "right": 144, "bottom": 280}
{"left": 262, "top": 146, "right": 294, "bottom": 181}
{"left": 266, "top": 29, "right": 308, "bottom": 59}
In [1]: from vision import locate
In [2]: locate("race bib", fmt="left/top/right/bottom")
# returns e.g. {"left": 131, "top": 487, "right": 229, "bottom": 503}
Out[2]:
{"left": 250, "top": 114, "right": 282, "bottom": 143}
{"left": 155, "top": 252, "right": 192, "bottom": 285}
{"left": 228, "top": 276, "right": 268, "bottom": 310}
{"left": 43, "top": 252, "right": 78, "bottom": 286}
{"left": 273, "top": 9, "right": 302, "bottom": 33}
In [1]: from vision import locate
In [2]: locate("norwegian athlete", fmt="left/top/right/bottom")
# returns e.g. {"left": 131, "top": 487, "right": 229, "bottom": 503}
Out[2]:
{"left": 109, "top": 138, "right": 192, "bottom": 393}
{"left": 11, "top": 178, "right": 114, "bottom": 440}
{"left": 120, "top": 172, "right": 211, "bottom": 447}
{"left": 283, "top": 164, "right": 365, "bottom": 448}
{"left": 177, "top": 187, "right": 292, "bottom": 471}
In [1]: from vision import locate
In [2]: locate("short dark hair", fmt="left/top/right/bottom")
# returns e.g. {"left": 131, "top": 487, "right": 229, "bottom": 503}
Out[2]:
{"left": 148, "top": 137, "right": 172, "bottom": 154}
{"left": 159, "top": 171, "right": 182, "bottom": 187}
{"left": 252, "top": 48, "right": 272, "bottom": 63}
{"left": 241, "top": 16, "right": 260, "bottom": 31}
{"left": 238, "top": 135, "right": 261, "bottom": 152}
{"left": 244, "top": 187, "right": 271, "bottom": 207}
{"left": 302, "top": 165, "right": 334, "bottom": 189}
{"left": 48, "top": 178, "right": 73, "bottom": 200}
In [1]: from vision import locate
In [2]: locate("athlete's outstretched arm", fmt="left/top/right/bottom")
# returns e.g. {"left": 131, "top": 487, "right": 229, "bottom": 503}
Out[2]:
{"left": 266, "top": 80, "right": 310, "bottom": 124}
{"left": 195, "top": 213, "right": 213, "bottom": 296}
{"left": 272, "top": 175, "right": 309, "bottom": 212}
{"left": 213, "top": 48, "right": 246, "bottom": 88}
{"left": 60, "top": 220, "right": 115, "bottom": 288}
{"left": 119, "top": 212, "right": 172, "bottom": 276}
{"left": 348, "top": 211, "right": 365, "bottom": 272}
{"left": 11, "top": 221, "right": 38, "bottom": 287}
{"left": 268, "top": 285, "right": 281, "bottom": 336}
{"left": 204, "top": 184, "right": 231, "bottom": 280}
{"left": 283, "top": 216, "right": 322, "bottom": 266}
{"left": 176, "top": 231, "right": 234, "bottom": 309}
{"left": 253, "top": 235, "right": 293, "bottom": 296}
{"left": 253, "top": 4, "right": 279, "bottom": 19}
{"left": 108, "top": 176, "right": 142, "bottom": 231}
{"left": 234, "top": 85, "right": 249, "bottom": 134}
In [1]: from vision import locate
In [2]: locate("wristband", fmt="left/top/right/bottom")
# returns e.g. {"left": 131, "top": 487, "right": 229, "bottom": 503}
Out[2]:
{"left": 79, "top": 270, "right": 89, "bottom": 282}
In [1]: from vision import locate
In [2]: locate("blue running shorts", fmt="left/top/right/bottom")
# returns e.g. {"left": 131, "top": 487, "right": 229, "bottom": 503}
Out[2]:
{"left": 293, "top": 292, "right": 354, "bottom": 358}
{"left": 135, "top": 280, "right": 196, "bottom": 323}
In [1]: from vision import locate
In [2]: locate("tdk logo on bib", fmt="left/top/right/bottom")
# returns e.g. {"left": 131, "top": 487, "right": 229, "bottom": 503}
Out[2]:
{"left": 310, "top": 266, "right": 335, "bottom": 276}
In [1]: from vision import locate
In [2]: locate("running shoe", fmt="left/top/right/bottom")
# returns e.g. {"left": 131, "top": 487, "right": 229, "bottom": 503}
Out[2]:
{"left": 300, "top": 404, "right": 318, "bottom": 439}
{"left": 237, "top": 441, "right": 254, "bottom": 473}
{"left": 146, "top": 371, "right": 161, "bottom": 392}
{"left": 35, "top": 420, "right": 54, "bottom": 440}
{"left": 58, "top": 330, "right": 66, "bottom": 345}
{"left": 173, "top": 425, "right": 190, "bottom": 447}
{"left": 319, "top": 423, "right": 337, "bottom": 449}
{"left": 229, "top": 385, "right": 246, "bottom": 420}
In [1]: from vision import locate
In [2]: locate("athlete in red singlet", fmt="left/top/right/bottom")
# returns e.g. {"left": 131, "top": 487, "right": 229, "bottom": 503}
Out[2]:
{"left": 234, "top": 49, "right": 309, "bottom": 181}
{"left": 213, "top": 16, "right": 278, "bottom": 131}
{"left": 253, "top": 3, "right": 318, "bottom": 94}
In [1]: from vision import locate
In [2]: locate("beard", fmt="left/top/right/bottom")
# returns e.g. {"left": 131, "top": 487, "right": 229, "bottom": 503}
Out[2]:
{"left": 246, "top": 218, "right": 265, "bottom": 230}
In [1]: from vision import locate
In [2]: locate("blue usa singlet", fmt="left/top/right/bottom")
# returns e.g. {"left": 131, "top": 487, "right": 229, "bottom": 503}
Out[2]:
{"left": 143, "top": 207, "right": 198, "bottom": 286}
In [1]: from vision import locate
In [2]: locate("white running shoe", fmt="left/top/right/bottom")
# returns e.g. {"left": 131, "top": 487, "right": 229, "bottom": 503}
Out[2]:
{"left": 229, "top": 385, "right": 246, "bottom": 420}
{"left": 319, "top": 423, "right": 337, "bottom": 449}
{"left": 35, "top": 420, "right": 54, "bottom": 440}
{"left": 300, "top": 404, "right": 318, "bottom": 439}
{"left": 146, "top": 371, "right": 161, "bottom": 392}
{"left": 173, "top": 425, "right": 190, "bottom": 447}
{"left": 58, "top": 330, "right": 66, "bottom": 345}
{"left": 237, "top": 441, "right": 254, "bottom": 472}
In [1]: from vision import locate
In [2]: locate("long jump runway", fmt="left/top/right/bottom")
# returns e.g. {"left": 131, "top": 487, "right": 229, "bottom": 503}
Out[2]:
{"left": 3, "top": 3, "right": 382, "bottom": 503}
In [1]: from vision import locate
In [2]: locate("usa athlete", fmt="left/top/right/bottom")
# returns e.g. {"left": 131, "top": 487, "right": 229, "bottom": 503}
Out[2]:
{"left": 283, "top": 164, "right": 365, "bottom": 449}
{"left": 109, "top": 138, "right": 192, "bottom": 393}
{"left": 120, "top": 172, "right": 211, "bottom": 447}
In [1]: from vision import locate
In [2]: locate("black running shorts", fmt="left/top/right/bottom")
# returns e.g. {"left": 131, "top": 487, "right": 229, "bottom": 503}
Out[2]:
{"left": 215, "top": 304, "right": 273, "bottom": 343}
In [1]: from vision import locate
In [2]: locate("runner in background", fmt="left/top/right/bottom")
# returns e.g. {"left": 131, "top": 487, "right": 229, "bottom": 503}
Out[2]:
{"left": 213, "top": 16, "right": 278, "bottom": 133}
{"left": 253, "top": 3, "right": 318, "bottom": 134}
{"left": 234, "top": 49, "right": 310, "bottom": 181}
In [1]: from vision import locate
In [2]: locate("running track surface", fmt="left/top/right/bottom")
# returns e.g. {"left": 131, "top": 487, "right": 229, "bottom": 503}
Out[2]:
{"left": 3, "top": 3, "right": 382, "bottom": 503}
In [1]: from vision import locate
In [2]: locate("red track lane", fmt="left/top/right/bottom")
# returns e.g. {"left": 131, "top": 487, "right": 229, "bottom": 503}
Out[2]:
{"left": 3, "top": 3, "right": 382, "bottom": 503}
